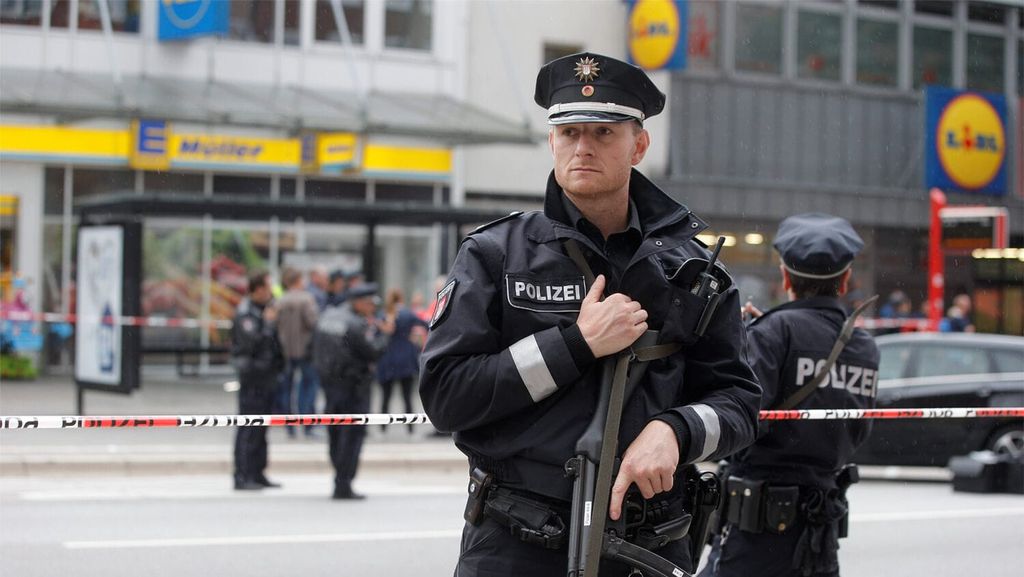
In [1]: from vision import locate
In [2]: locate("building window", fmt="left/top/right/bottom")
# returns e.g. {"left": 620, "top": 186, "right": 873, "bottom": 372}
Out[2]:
{"left": 734, "top": 2, "right": 782, "bottom": 75}
{"left": 144, "top": 172, "right": 204, "bottom": 193}
{"left": 315, "top": 0, "right": 364, "bottom": 44}
{"left": 967, "top": 2, "right": 1007, "bottom": 24}
{"left": 856, "top": 18, "right": 898, "bottom": 87}
{"left": 1018, "top": 40, "right": 1023, "bottom": 96}
{"left": 306, "top": 179, "right": 365, "bottom": 201}
{"left": 376, "top": 182, "right": 432, "bottom": 203}
{"left": 913, "top": 26, "right": 952, "bottom": 88}
{"left": 914, "top": 1, "right": 953, "bottom": 17}
{"left": 858, "top": 0, "right": 898, "bottom": 10}
{"left": 385, "top": 0, "right": 432, "bottom": 51}
{"left": 283, "top": 0, "right": 300, "bottom": 46}
{"left": 73, "top": 168, "right": 135, "bottom": 200}
{"left": 966, "top": 32, "right": 1004, "bottom": 93}
{"left": 1, "top": 0, "right": 44, "bottom": 26}
{"left": 688, "top": 0, "right": 719, "bottom": 71}
{"left": 44, "top": 167, "right": 66, "bottom": 216}
{"left": 213, "top": 175, "right": 271, "bottom": 196}
{"left": 228, "top": 0, "right": 274, "bottom": 43}
{"left": 543, "top": 42, "right": 583, "bottom": 65}
{"left": 797, "top": 10, "right": 841, "bottom": 81}
{"left": 77, "top": 0, "right": 139, "bottom": 32}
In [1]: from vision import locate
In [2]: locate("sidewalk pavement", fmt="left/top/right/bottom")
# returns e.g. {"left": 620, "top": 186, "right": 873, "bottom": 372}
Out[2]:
{"left": 0, "top": 370, "right": 467, "bottom": 477}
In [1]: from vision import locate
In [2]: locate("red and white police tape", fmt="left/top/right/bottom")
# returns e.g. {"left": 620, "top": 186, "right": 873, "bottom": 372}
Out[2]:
{"left": 2, "top": 408, "right": 1022, "bottom": 429}
{"left": 1, "top": 309, "right": 932, "bottom": 332}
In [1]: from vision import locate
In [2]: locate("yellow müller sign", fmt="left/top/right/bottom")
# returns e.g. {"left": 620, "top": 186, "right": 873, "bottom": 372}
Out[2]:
{"left": 0, "top": 124, "right": 452, "bottom": 179}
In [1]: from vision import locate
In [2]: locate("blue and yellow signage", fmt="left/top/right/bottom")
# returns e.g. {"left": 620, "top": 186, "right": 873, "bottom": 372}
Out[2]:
{"left": 627, "top": 0, "right": 688, "bottom": 71}
{"left": 159, "top": 0, "right": 230, "bottom": 42}
{"left": 925, "top": 87, "right": 1007, "bottom": 195}
{"left": 0, "top": 124, "right": 447, "bottom": 180}
{"left": 130, "top": 119, "right": 170, "bottom": 171}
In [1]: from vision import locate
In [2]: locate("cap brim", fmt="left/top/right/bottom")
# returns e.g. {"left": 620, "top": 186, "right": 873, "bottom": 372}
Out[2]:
{"left": 548, "top": 111, "right": 638, "bottom": 125}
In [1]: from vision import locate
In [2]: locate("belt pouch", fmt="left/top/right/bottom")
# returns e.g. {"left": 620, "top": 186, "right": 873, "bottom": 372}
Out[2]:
{"left": 763, "top": 486, "right": 800, "bottom": 534}
{"left": 464, "top": 468, "right": 493, "bottom": 525}
{"left": 725, "top": 477, "right": 765, "bottom": 533}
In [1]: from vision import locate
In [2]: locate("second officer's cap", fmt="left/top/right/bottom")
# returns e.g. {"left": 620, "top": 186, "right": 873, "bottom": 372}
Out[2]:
{"left": 773, "top": 213, "right": 864, "bottom": 279}
{"left": 535, "top": 52, "right": 666, "bottom": 125}
{"left": 345, "top": 282, "right": 379, "bottom": 301}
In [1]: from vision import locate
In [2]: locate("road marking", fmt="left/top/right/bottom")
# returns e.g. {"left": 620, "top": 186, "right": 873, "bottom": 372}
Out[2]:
{"left": 64, "top": 529, "right": 464, "bottom": 549}
{"left": 852, "top": 507, "right": 1024, "bottom": 523}
{"left": 20, "top": 485, "right": 464, "bottom": 502}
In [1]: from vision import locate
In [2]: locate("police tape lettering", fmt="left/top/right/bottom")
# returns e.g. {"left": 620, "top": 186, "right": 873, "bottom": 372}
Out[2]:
{"left": 1, "top": 410, "right": 1021, "bottom": 429}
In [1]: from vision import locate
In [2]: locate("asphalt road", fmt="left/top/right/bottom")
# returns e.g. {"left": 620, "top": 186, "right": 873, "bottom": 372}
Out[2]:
{"left": 1, "top": 470, "right": 1022, "bottom": 577}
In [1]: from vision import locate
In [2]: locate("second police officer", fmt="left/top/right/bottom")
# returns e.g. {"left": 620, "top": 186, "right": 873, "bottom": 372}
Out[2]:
{"left": 419, "top": 52, "right": 761, "bottom": 576}
{"left": 701, "top": 214, "right": 879, "bottom": 577}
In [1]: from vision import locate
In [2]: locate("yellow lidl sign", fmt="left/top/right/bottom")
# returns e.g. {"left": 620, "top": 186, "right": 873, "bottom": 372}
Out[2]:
{"left": 926, "top": 87, "right": 1007, "bottom": 195}
{"left": 628, "top": 0, "right": 687, "bottom": 71}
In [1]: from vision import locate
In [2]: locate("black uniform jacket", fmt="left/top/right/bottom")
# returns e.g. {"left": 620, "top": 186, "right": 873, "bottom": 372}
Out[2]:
{"left": 727, "top": 296, "right": 879, "bottom": 489}
{"left": 313, "top": 304, "right": 389, "bottom": 403}
{"left": 230, "top": 298, "right": 283, "bottom": 385}
{"left": 420, "top": 169, "right": 761, "bottom": 502}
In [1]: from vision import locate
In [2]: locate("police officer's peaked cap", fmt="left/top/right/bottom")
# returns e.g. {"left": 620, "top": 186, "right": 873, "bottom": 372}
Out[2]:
{"left": 345, "top": 283, "right": 379, "bottom": 300}
{"left": 329, "top": 269, "right": 346, "bottom": 283}
{"left": 773, "top": 213, "right": 864, "bottom": 279}
{"left": 535, "top": 52, "right": 665, "bottom": 125}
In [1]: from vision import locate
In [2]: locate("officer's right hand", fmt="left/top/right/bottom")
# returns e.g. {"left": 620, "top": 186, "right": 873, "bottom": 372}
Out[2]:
{"left": 742, "top": 301, "right": 763, "bottom": 319}
{"left": 577, "top": 275, "right": 648, "bottom": 358}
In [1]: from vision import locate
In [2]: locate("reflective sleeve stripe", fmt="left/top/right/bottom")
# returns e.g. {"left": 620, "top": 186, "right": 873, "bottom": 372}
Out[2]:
{"left": 508, "top": 334, "right": 559, "bottom": 403}
{"left": 692, "top": 403, "right": 721, "bottom": 461}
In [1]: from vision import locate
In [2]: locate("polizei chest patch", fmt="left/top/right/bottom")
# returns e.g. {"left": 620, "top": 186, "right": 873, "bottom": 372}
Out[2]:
{"left": 505, "top": 274, "right": 586, "bottom": 313}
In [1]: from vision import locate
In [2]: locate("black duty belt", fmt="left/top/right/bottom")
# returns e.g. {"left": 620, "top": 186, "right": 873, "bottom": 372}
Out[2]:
{"left": 483, "top": 486, "right": 569, "bottom": 550}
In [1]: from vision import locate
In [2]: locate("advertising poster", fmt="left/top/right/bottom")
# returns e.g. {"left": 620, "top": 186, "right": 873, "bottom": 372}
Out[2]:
{"left": 75, "top": 226, "right": 124, "bottom": 385}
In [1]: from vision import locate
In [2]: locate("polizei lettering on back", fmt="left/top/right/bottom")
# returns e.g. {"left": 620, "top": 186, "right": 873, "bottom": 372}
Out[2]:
{"left": 505, "top": 274, "right": 587, "bottom": 313}
{"left": 795, "top": 357, "right": 878, "bottom": 399}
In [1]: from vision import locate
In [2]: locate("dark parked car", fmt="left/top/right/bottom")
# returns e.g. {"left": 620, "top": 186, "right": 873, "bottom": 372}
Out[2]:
{"left": 853, "top": 333, "right": 1024, "bottom": 467}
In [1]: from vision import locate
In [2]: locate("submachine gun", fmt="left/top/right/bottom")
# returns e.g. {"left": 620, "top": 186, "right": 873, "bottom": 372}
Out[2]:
{"left": 563, "top": 237, "right": 727, "bottom": 577}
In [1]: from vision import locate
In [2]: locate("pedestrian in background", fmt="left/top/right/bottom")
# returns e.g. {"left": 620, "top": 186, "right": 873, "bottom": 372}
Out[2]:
{"left": 313, "top": 283, "right": 393, "bottom": 500}
{"left": 231, "top": 270, "right": 284, "bottom": 491}
{"left": 703, "top": 214, "right": 879, "bottom": 577}
{"left": 307, "top": 265, "right": 330, "bottom": 311}
{"left": 376, "top": 287, "right": 429, "bottom": 434}
{"left": 326, "top": 269, "right": 348, "bottom": 307}
{"left": 275, "top": 266, "right": 321, "bottom": 439}
{"left": 940, "top": 293, "right": 975, "bottom": 333}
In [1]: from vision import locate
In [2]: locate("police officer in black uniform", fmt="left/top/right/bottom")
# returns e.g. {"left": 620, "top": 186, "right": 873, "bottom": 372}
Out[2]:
{"left": 701, "top": 214, "right": 879, "bottom": 577}
{"left": 231, "top": 270, "right": 285, "bottom": 491}
{"left": 419, "top": 52, "right": 761, "bottom": 576}
{"left": 312, "top": 283, "right": 392, "bottom": 500}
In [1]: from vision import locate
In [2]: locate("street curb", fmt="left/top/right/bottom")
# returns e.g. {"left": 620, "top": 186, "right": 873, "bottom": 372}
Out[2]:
{"left": 0, "top": 444, "right": 469, "bottom": 477}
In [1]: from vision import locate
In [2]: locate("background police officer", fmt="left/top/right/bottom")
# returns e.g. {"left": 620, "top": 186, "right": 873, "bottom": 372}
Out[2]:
{"left": 231, "top": 270, "right": 284, "bottom": 491}
{"left": 419, "top": 52, "right": 761, "bottom": 576}
{"left": 312, "top": 283, "right": 393, "bottom": 500}
{"left": 702, "top": 213, "right": 879, "bottom": 577}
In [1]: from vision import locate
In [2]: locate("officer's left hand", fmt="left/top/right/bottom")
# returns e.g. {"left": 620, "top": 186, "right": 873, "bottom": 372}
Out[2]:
{"left": 608, "top": 420, "right": 679, "bottom": 521}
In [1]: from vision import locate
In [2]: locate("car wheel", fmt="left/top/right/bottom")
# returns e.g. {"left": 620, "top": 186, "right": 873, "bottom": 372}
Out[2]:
{"left": 986, "top": 425, "right": 1024, "bottom": 460}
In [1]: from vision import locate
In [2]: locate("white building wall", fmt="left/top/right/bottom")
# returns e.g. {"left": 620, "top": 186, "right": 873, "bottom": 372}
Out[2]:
{"left": 462, "top": 0, "right": 673, "bottom": 197}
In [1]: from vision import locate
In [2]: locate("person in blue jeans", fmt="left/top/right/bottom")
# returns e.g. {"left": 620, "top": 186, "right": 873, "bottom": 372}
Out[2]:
{"left": 275, "top": 267, "right": 321, "bottom": 439}
{"left": 376, "top": 287, "right": 430, "bottom": 434}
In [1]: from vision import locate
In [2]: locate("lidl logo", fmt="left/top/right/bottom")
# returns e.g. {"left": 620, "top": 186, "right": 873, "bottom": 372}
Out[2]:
{"left": 628, "top": 0, "right": 687, "bottom": 71}
{"left": 925, "top": 87, "right": 1007, "bottom": 195}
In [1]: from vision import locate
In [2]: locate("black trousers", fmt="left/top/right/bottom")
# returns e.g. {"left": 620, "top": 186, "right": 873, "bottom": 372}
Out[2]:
{"left": 454, "top": 517, "right": 694, "bottom": 577}
{"left": 700, "top": 521, "right": 840, "bottom": 577}
{"left": 326, "top": 381, "right": 370, "bottom": 490}
{"left": 233, "top": 378, "right": 275, "bottom": 483}
{"left": 379, "top": 376, "right": 415, "bottom": 432}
